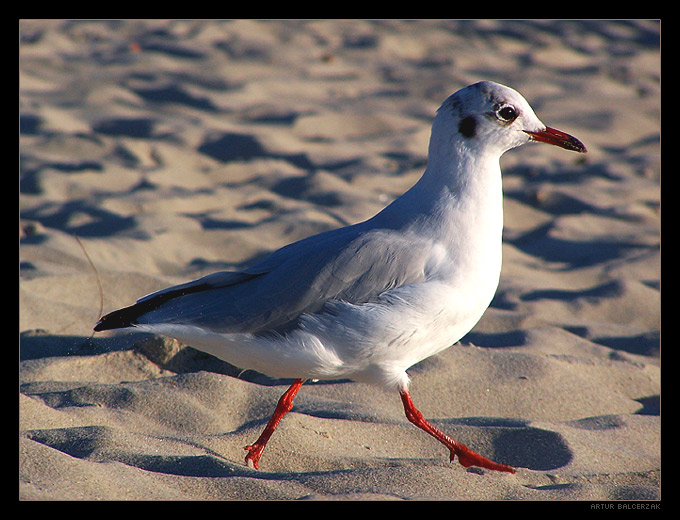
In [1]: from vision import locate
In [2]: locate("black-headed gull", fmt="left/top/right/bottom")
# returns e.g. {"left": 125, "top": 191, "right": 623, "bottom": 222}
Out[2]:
{"left": 95, "top": 81, "right": 586, "bottom": 473}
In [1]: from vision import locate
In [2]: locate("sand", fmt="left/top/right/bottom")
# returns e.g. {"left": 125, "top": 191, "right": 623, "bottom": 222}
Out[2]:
{"left": 19, "top": 20, "right": 660, "bottom": 501}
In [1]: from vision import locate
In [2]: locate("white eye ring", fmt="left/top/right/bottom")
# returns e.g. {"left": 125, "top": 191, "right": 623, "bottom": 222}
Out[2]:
{"left": 496, "top": 105, "right": 518, "bottom": 122}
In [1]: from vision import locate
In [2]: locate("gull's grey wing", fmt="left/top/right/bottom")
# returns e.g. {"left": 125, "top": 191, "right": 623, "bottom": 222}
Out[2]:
{"left": 95, "top": 222, "right": 432, "bottom": 334}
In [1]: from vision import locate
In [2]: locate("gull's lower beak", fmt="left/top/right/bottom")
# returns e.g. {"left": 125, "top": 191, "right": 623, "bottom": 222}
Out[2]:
{"left": 524, "top": 127, "right": 587, "bottom": 153}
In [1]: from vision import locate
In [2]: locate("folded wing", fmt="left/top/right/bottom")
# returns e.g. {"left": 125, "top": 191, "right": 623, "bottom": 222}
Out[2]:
{"left": 94, "top": 223, "right": 432, "bottom": 335}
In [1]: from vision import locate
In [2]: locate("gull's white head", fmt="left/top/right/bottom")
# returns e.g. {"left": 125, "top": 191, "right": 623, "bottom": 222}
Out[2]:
{"left": 432, "top": 81, "right": 586, "bottom": 158}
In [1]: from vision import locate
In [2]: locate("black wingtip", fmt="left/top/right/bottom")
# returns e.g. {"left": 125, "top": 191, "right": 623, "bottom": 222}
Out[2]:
{"left": 93, "top": 280, "right": 216, "bottom": 333}
{"left": 93, "top": 305, "right": 138, "bottom": 332}
{"left": 93, "top": 271, "right": 245, "bottom": 333}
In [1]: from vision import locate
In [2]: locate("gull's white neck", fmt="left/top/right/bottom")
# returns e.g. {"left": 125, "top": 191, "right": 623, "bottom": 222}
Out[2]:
{"left": 385, "top": 137, "right": 504, "bottom": 239}
{"left": 373, "top": 132, "right": 505, "bottom": 298}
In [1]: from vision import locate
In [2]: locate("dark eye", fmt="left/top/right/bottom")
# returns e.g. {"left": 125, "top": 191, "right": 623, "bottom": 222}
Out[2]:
{"left": 497, "top": 105, "right": 517, "bottom": 122}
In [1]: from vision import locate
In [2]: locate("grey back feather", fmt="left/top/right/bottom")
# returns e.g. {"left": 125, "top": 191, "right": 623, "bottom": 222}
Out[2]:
{"left": 136, "top": 222, "right": 430, "bottom": 334}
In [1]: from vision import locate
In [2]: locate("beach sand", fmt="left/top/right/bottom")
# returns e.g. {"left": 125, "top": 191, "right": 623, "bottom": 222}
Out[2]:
{"left": 20, "top": 20, "right": 660, "bottom": 501}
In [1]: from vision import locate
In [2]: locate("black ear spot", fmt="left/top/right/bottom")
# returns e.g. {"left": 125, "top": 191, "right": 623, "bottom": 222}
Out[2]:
{"left": 459, "top": 115, "right": 476, "bottom": 138}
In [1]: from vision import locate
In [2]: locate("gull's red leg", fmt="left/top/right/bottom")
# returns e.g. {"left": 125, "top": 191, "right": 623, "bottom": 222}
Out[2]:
{"left": 244, "top": 378, "right": 305, "bottom": 470}
{"left": 399, "top": 388, "right": 515, "bottom": 473}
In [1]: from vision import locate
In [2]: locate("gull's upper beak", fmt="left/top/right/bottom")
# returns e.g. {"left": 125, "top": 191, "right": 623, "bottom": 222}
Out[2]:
{"left": 524, "top": 127, "right": 587, "bottom": 153}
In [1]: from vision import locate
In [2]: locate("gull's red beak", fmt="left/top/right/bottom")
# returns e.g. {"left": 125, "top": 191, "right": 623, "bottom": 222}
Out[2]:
{"left": 524, "top": 127, "right": 587, "bottom": 153}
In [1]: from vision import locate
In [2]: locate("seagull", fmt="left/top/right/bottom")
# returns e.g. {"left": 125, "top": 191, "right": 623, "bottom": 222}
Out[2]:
{"left": 94, "top": 81, "right": 586, "bottom": 473}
